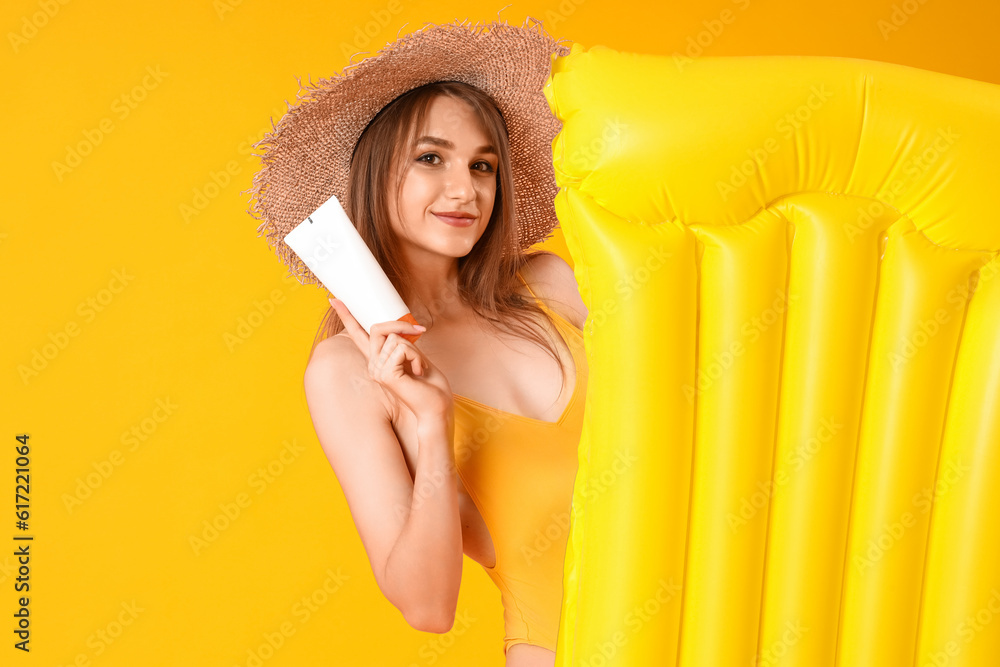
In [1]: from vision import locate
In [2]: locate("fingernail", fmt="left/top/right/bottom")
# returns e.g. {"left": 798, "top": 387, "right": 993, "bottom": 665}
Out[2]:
{"left": 413, "top": 325, "right": 427, "bottom": 331}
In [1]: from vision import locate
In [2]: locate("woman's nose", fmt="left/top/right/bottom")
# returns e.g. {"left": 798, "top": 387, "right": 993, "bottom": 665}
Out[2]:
{"left": 443, "top": 165, "right": 476, "bottom": 200}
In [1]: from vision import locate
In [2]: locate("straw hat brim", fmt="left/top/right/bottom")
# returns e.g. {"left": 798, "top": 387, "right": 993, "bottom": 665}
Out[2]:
{"left": 244, "top": 15, "right": 571, "bottom": 286}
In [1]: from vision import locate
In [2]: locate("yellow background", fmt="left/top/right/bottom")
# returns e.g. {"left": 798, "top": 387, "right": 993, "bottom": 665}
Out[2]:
{"left": 3, "top": 0, "right": 998, "bottom": 664}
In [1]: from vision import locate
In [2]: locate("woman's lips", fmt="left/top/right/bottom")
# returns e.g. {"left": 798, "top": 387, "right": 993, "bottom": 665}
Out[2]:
{"left": 433, "top": 213, "right": 476, "bottom": 227}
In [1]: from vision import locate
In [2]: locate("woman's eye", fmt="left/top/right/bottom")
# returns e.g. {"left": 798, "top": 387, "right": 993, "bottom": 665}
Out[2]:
{"left": 416, "top": 153, "right": 494, "bottom": 173}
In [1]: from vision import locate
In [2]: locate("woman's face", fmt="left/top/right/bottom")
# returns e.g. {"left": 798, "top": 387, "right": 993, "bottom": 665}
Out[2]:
{"left": 388, "top": 94, "right": 498, "bottom": 261}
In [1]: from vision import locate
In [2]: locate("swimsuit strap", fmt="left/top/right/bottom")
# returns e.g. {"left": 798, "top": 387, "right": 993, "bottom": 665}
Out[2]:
{"left": 515, "top": 269, "right": 540, "bottom": 300}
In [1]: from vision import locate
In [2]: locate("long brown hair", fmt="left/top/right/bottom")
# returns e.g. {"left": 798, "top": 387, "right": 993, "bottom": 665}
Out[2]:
{"left": 308, "top": 80, "right": 566, "bottom": 388}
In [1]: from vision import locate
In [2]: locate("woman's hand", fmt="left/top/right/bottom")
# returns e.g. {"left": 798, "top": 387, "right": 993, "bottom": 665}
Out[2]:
{"left": 330, "top": 298, "right": 453, "bottom": 423}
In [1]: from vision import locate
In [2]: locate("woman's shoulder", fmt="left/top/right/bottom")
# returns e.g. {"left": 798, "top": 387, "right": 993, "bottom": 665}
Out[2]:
{"left": 518, "top": 252, "right": 588, "bottom": 330}
{"left": 304, "top": 334, "right": 397, "bottom": 421}
{"left": 307, "top": 332, "right": 355, "bottom": 369}
{"left": 304, "top": 334, "right": 362, "bottom": 394}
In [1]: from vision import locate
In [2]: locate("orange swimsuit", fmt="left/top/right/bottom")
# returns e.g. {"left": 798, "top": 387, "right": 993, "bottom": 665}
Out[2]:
{"left": 451, "top": 273, "right": 587, "bottom": 655}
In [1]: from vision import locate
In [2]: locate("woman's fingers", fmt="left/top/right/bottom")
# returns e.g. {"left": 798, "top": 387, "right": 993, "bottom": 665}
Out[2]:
{"left": 371, "top": 335, "right": 408, "bottom": 379}
{"left": 370, "top": 335, "right": 425, "bottom": 381}
{"left": 361, "top": 331, "right": 450, "bottom": 419}
{"left": 330, "top": 297, "right": 429, "bottom": 385}
{"left": 367, "top": 321, "right": 423, "bottom": 372}
{"left": 370, "top": 333, "right": 396, "bottom": 377}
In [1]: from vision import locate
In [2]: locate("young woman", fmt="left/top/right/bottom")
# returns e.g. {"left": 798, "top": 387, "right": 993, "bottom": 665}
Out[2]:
{"left": 249, "top": 19, "right": 584, "bottom": 666}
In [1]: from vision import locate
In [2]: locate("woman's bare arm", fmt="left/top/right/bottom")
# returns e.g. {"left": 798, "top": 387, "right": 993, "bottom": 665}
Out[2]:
{"left": 303, "top": 335, "right": 462, "bottom": 633}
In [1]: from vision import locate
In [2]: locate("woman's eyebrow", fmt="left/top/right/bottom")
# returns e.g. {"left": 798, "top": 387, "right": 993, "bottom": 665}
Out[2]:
{"left": 415, "top": 135, "right": 497, "bottom": 155}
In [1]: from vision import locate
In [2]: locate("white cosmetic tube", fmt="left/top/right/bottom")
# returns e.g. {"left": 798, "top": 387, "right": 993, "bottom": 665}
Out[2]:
{"left": 283, "top": 193, "right": 421, "bottom": 342}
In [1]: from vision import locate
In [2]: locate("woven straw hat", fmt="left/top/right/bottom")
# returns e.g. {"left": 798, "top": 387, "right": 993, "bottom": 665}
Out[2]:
{"left": 244, "top": 15, "right": 571, "bottom": 287}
